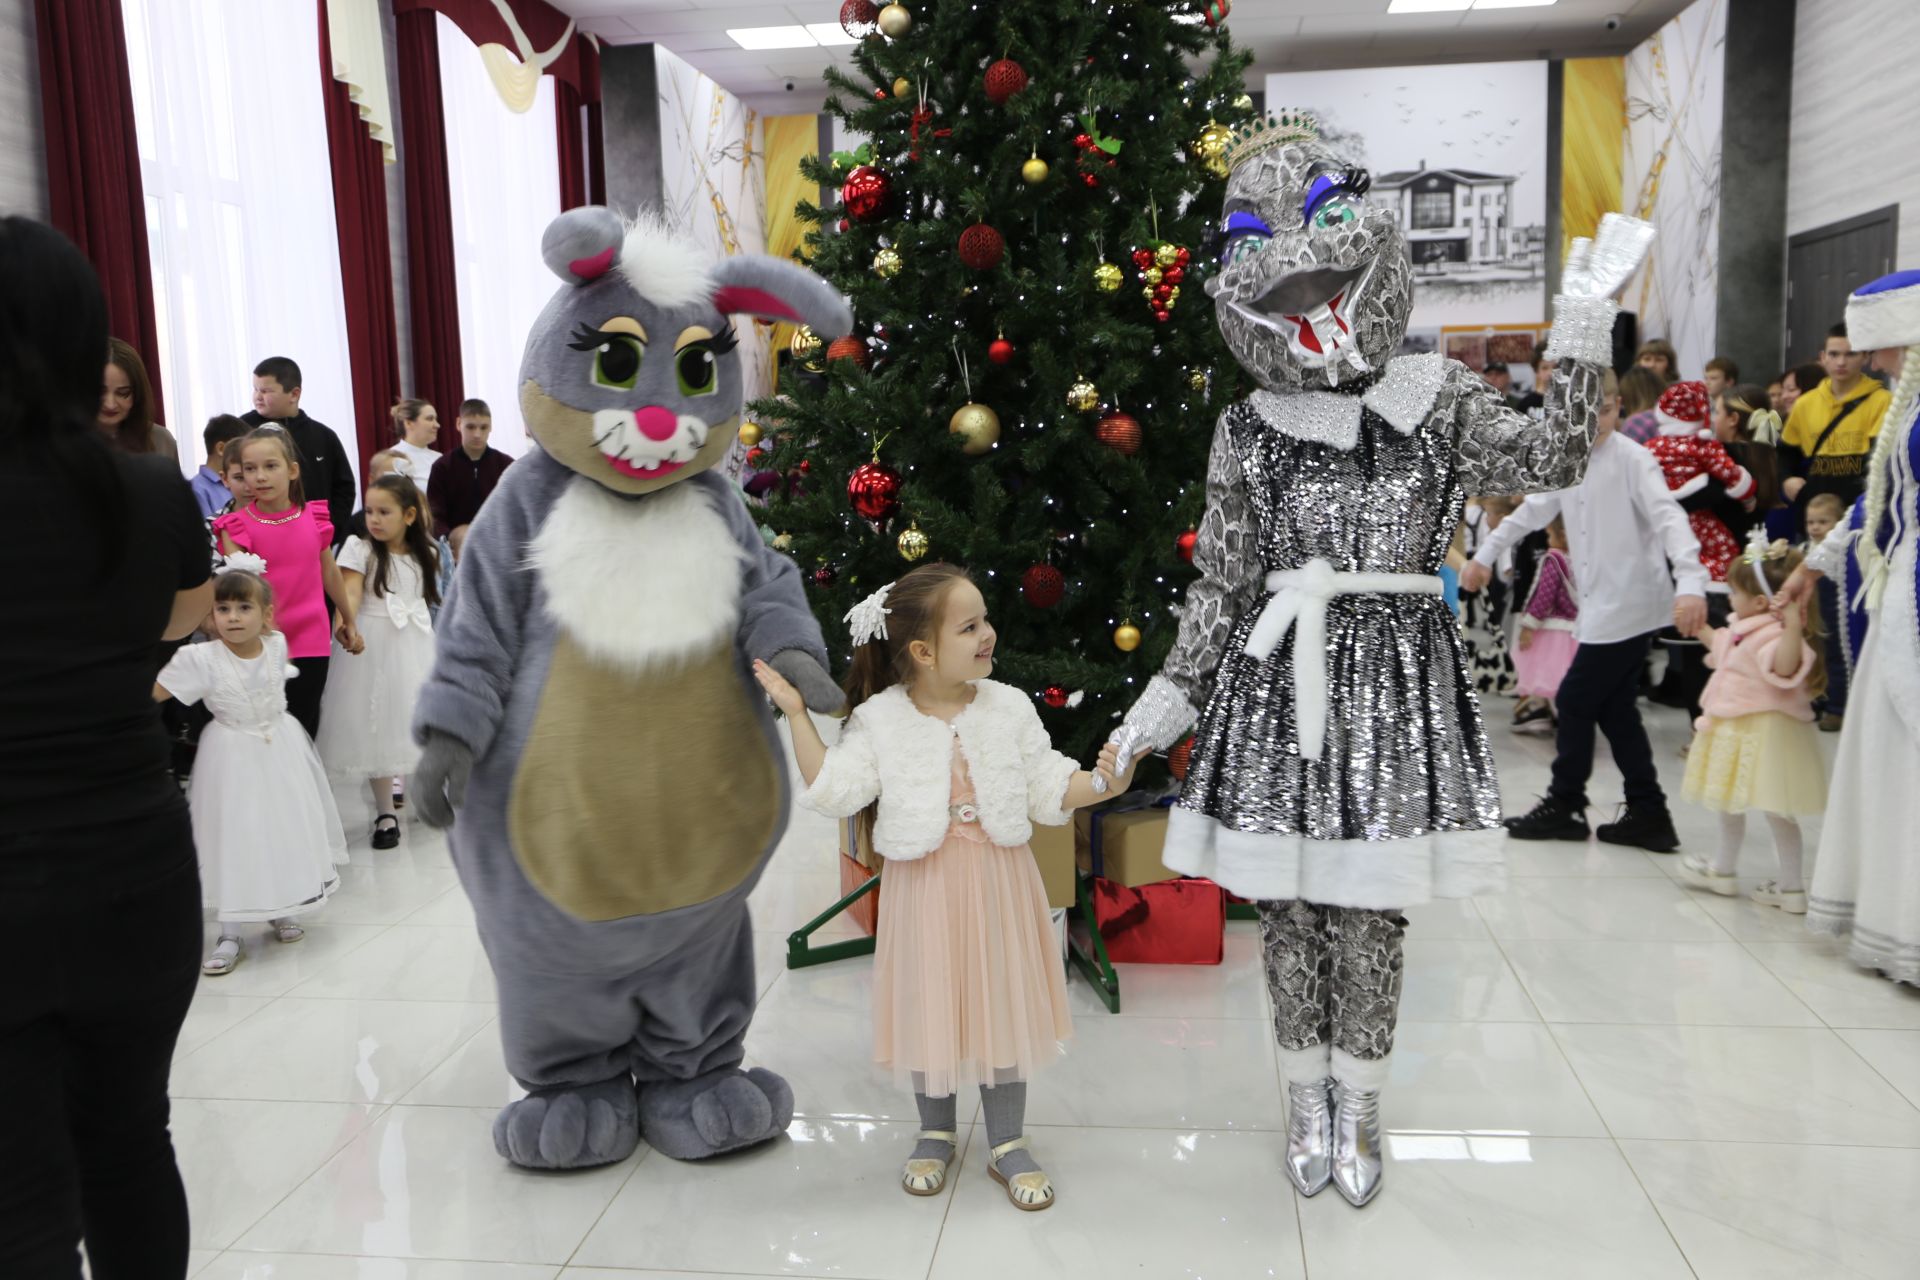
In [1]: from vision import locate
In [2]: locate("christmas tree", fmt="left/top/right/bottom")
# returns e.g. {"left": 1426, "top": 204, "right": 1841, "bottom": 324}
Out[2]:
{"left": 747, "top": 0, "right": 1255, "bottom": 771}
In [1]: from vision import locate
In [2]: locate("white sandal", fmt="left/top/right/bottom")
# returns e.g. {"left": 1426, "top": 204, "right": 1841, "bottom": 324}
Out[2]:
{"left": 902, "top": 1129, "right": 957, "bottom": 1196}
{"left": 270, "top": 918, "right": 305, "bottom": 943}
{"left": 202, "top": 935, "right": 243, "bottom": 976}
{"left": 987, "top": 1136, "right": 1054, "bottom": 1211}
{"left": 1751, "top": 880, "right": 1808, "bottom": 914}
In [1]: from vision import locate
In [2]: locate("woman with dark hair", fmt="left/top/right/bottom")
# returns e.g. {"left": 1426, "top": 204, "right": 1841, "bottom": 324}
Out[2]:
{"left": 99, "top": 336, "right": 178, "bottom": 461}
{"left": 0, "top": 217, "right": 211, "bottom": 1276}
{"left": 1778, "top": 362, "right": 1827, "bottom": 417}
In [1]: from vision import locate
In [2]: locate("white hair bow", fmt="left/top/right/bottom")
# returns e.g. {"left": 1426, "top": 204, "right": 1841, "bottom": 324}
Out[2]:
{"left": 844, "top": 584, "right": 894, "bottom": 647}
{"left": 216, "top": 551, "right": 268, "bottom": 577}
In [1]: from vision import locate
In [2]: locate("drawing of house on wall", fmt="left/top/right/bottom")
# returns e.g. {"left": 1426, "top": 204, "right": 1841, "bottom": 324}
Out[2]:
{"left": 1374, "top": 164, "right": 1542, "bottom": 278}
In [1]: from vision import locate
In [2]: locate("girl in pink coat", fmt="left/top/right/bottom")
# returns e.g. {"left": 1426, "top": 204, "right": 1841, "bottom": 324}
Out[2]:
{"left": 1676, "top": 534, "right": 1828, "bottom": 913}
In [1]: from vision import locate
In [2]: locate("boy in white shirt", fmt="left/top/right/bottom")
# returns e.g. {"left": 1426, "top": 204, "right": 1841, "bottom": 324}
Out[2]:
{"left": 1463, "top": 370, "right": 1709, "bottom": 852}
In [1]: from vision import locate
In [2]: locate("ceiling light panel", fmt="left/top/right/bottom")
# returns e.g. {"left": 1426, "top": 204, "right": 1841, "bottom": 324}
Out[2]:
{"left": 727, "top": 25, "right": 815, "bottom": 50}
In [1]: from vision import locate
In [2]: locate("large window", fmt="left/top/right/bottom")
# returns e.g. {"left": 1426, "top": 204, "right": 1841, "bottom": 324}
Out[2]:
{"left": 1412, "top": 189, "right": 1454, "bottom": 230}
{"left": 122, "top": 0, "right": 357, "bottom": 482}
{"left": 439, "top": 13, "right": 561, "bottom": 460}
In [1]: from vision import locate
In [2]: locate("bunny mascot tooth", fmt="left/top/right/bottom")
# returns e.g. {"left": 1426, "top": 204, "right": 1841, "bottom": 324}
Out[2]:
{"left": 411, "top": 207, "right": 851, "bottom": 1170}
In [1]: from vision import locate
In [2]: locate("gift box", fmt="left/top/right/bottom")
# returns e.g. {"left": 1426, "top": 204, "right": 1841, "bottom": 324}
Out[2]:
{"left": 1075, "top": 798, "right": 1225, "bottom": 965}
{"left": 837, "top": 814, "right": 1079, "bottom": 939}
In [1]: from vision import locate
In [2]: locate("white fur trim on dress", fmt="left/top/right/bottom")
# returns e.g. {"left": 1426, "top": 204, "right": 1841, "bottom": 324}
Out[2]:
{"left": 1161, "top": 805, "right": 1507, "bottom": 909}
{"left": 528, "top": 477, "right": 747, "bottom": 673}
{"left": 1278, "top": 1043, "right": 1333, "bottom": 1085}
{"left": 616, "top": 213, "right": 714, "bottom": 310}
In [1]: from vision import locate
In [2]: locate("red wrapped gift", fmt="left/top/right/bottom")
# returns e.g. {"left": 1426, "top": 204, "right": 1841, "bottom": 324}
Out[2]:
{"left": 837, "top": 849, "right": 881, "bottom": 936}
{"left": 1088, "top": 875, "right": 1225, "bottom": 965}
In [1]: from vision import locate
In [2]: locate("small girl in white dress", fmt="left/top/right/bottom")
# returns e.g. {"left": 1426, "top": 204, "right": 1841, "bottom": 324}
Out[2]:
{"left": 154, "top": 562, "right": 347, "bottom": 974}
{"left": 316, "top": 474, "right": 441, "bottom": 849}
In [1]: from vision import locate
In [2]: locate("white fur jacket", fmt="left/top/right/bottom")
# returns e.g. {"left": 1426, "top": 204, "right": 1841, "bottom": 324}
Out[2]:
{"left": 798, "top": 679, "right": 1080, "bottom": 860}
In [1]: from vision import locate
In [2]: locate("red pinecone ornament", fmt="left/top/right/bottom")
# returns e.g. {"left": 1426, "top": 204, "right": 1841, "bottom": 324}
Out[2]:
{"left": 826, "top": 336, "right": 868, "bottom": 368}
{"left": 1096, "top": 412, "right": 1142, "bottom": 456}
{"left": 958, "top": 223, "right": 1004, "bottom": 271}
{"left": 983, "top": 59, "right": 1028, "bottom": 105}
{"left": 847, "top": 460, "right": 901, "bottom": 522}
{"left": 1022, "top": 564, "right": 1065, "bottom": 609}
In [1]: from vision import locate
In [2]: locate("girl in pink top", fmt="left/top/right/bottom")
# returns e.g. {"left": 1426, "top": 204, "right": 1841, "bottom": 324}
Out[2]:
{"left": 214, "top": 428, "right": 361, "bottom": 739}
{"left": 1677, "top": 537, "right": 1828, "bottom": 913}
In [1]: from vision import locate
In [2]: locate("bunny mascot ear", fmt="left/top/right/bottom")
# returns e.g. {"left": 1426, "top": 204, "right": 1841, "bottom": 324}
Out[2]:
{"left": 541, "top": 206, "right": 627, "bottom": 285}
{"left": 708, "top": 256, "right": 853, "bottom": 339}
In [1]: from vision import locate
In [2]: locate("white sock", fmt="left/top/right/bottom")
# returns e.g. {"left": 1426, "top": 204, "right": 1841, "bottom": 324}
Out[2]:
{"left": 370, "top": 775, "right": 396, "bottom": 818}
{"left": 1712, "top": 813, "right": 1745, "bottom": 876}
{"left": 1765, "top": 813, "right": 1805, "bottom": 892}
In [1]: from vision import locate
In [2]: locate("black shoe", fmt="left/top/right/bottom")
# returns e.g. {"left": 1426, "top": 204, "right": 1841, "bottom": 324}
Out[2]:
{"left": 372, "top": 814, "right": 401, "bottom": 850}
{"left": 1645, "top": 685, "right": 1693, "bottom": 710}
{"left": 1503, "top": 795, "right": 1590, "bottom": 841}
{"left": 1594, "top": 803, "right": 1680, "bottom": 853}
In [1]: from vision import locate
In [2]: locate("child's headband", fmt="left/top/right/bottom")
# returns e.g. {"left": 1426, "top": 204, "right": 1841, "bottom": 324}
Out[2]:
{"left": 1740, "top": 530, "right": 1789, "bottom": 601}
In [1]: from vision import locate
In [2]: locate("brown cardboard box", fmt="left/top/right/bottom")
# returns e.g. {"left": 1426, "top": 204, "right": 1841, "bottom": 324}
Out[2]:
{"left": 840, "top": 814, "right": 1079, "bottom": 913}
{"left": 1074, "top": 805, "right": 1179, "bottom": 888}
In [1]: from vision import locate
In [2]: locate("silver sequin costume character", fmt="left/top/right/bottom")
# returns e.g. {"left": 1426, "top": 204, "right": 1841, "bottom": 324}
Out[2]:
{"left": 1109, "top": 112, "right": 1652, "bottom": 1207}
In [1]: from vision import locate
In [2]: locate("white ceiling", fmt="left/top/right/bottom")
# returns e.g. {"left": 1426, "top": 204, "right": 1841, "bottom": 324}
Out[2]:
{"left": 553, "top": 0, "right": 1694, "bottom": 115}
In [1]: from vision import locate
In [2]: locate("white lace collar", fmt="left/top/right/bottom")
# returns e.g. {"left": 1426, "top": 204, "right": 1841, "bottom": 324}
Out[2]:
{"left": 1248, "top": 352, "right": 1449, "bottom": 452}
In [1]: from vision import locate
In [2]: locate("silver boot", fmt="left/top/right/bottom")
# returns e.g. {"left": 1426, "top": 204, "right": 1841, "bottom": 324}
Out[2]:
{"left": 1283, "top": 1078, "right": 1334, "bottom": 1197}
{"left": 1331, "top": 1084, "right": 1385, "bottom": 1207}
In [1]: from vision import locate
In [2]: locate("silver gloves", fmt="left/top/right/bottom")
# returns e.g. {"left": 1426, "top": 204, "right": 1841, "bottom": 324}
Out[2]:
{"left": 1105, "top": 674, "right": 1201, "bottom": 784}
{"left": 1547, "top": 213, "right": 1655, "bottom": 366}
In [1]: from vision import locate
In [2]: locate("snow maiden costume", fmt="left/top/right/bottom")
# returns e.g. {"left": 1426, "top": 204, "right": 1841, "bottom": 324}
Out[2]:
{"left": 411, "top": 207, "right": 852, "bottom": 1169}
{"left": 1806, "top": 269, "right": 1920, "bottom": 986}
{"left": 1107, "top": 111, "right": 1652, "bottom": 1206}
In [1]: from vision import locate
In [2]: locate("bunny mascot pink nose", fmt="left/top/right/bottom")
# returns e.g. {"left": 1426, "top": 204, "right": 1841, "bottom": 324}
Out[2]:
{"left": 634, "top": 406, "right": 678, "bottom": 442}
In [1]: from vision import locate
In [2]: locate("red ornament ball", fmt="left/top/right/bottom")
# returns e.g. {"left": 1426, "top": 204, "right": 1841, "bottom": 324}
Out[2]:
{"left": 826, "top": 336, "right": 868, "bottom": 368}
{"left": 839, "top": 0, "right": 880, "bottom": 37}
{"left": 847, "top": 460, "right": 902, "bottom": 522}
{"left": 1176, "top": 528, "right": 1198, "bottom": 563}
{"left": 1042, "top": 684, "right": 1069, "bottom": 710}
{"left": 797, "top": 459, "right": 813, "bottom": 475}
{"left": 840, "top": 164, "right": 893, "bottom": 224}
{"left": 1021, "top": 564, "right": 1065, "bottom": 609}
{"left": 874, "top": 88, "right": 888, "bottom": 100}
{"left": 812, "top": 564, "right": 837, "bottom": 587}
{"left": 983, "top": 59, "right": 1028, "bottom": 105}
{"left": 987, "top": 337, "right": 1015, "bottom": 365}
{"left": 1096, "top": 412, "right": 1143, "bottom": 456}
{"left": 745, "top": 447, "right": 767, "bottom": 467}
{"left": 958, "top": 223, "right": 1004, "bottom": 271}
{"left": 1168, "top": 736, "right": 1195, "bottom": 780}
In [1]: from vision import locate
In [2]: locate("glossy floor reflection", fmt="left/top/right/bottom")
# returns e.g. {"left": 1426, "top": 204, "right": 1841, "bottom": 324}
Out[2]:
{"left": 169, "top": 697, "right": 1920, "bottom": 1278}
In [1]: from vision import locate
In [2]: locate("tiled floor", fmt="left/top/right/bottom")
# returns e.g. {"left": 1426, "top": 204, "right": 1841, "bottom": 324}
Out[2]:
{"left": 165, "top": 698, "right": 1920, "bottom": 1279}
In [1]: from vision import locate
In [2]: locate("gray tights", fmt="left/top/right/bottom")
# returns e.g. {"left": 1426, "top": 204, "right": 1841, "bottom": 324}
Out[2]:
{"left": 912, "top": 1082, "right": 1040, "bottom": 1176}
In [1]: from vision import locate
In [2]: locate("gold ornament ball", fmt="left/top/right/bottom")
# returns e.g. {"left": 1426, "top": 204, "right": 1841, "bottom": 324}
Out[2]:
{"left": 1232, "top": 93, "right": 1254, "bottom": 112}
{"left": 872, "top": 246, "right": 904, "bottom": 279}
{"left": 949, "top": 402, "right": 1001, "bottom": 455}
{"left": 876, "top": 3, "right": 911, "bottom": 37}
{"left": 1192, "top": 119, "right": 1234, "bottom": 179}
{"left": 772, "top": 532, "right": 794, "bottom": 551}
{"left": 1066, "top": 377, "right": 1100, "bottom": 413}
{"left": 892, "top": 77, "right": 910, "bottom": 97}
{"left": 1187, "top": 368, "right": 1208, "bottom": 392}
{"left": 1114, "top": 623, "right": 1143, "bottom": 653}
{"left": 1092, "top": 261, "right": 1123, "bottom": 292}
{"left": 738, "top": 421, "right": 764, "bottom": 447}
{"left": 897, "top": 523, "right": 930, "bottom": 561}
{"left": 1021, "top": 156, "right": 1050, "bottom": 185}
{"left": 1154, "top": 243, "right": 1181, "bottom": 269}
{"left": 789, "top": 325, "right": 825, "bottom": 372}
{"left": 1144, "top": 265, "right": 1163, "bottom": 285}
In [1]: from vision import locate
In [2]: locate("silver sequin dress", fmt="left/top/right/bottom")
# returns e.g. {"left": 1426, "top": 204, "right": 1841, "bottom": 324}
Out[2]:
{"left": 1161, "top": 352, "right": 1603, "bottom": 909}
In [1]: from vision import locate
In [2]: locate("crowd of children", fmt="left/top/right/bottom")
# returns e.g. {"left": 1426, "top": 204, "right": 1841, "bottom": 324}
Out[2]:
{"left": 154, "top": 361, "right": 510, "bottom": 974}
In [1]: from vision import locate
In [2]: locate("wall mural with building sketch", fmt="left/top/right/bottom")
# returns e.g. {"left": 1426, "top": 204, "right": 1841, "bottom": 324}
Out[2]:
{"left": 1265, "top": 60, "right": 1549, "bottom": 342}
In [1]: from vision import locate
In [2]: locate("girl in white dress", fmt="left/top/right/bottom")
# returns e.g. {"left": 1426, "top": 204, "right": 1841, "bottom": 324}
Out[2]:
{"left": 316, "top": 474, "right": 441, "bottom": 849}
{"left": 154, "top": 562, "right": 348, "bottom": 974}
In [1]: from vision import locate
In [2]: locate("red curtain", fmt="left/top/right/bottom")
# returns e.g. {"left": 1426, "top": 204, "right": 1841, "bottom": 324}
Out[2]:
{"left": 394, "top": 9, "right": 467, "bottom": 456}
{"left": 34, "top": 0, "right": 166, "bottom": 424}
{"left": 556, "top": 79, "right": 588, "bottom": 211}
{"left": 317, "top": 0, "right": 402, "bottom": 487}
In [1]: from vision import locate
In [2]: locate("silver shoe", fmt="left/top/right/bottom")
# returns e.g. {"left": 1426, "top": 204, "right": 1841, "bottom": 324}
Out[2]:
{"left": 1331, "top": 1084, "right": 1385, "bottom": 1207}
{"left": 1283, "top": 1078, "right": 1334, "bottom": 1197}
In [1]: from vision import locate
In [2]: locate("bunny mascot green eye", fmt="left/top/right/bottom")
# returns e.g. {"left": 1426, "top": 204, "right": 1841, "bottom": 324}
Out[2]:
{"left": 409, "top": 207, "right": 852, "bottom": 1170}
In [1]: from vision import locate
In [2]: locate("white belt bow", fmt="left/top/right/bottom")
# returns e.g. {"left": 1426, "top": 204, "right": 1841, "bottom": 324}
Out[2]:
{"left": 1241, "top": 558, "right": 1444, "bottom": 762}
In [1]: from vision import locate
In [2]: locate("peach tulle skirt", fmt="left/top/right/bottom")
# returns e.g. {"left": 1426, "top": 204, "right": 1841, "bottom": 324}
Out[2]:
{"left": 871, "top": 754, "right": 1073, "bottom": 1097}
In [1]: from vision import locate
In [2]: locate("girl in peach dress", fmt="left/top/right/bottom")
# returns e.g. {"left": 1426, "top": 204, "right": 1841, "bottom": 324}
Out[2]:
{"left": 756, "top": 564, "right": 1133, "bottom": 1212}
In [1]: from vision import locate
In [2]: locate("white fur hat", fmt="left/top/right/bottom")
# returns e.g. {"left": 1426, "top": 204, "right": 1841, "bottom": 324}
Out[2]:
{"left": 1847, "top": 269, "right": 1920, "bottom": 351}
